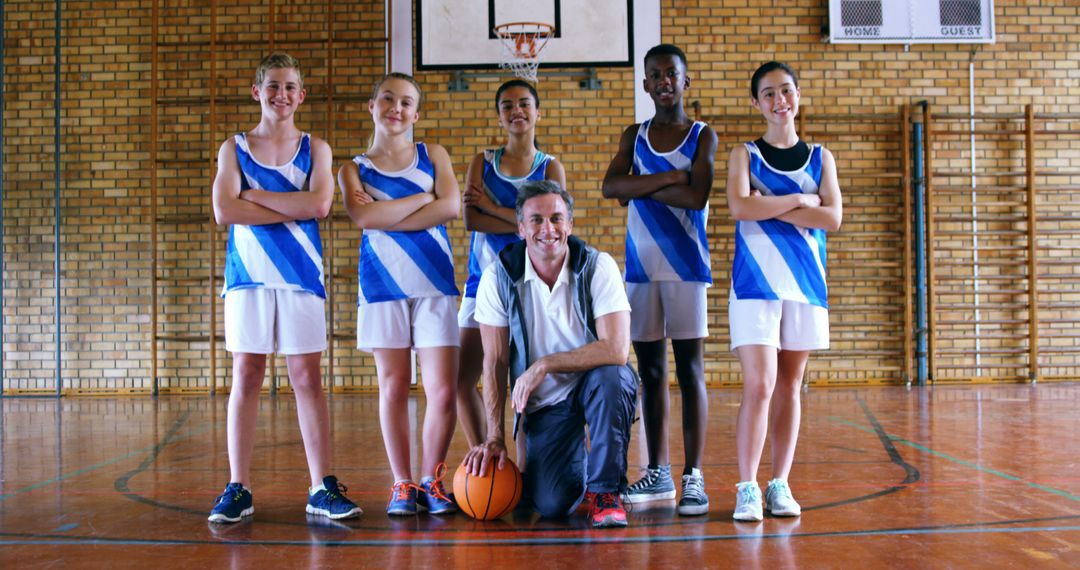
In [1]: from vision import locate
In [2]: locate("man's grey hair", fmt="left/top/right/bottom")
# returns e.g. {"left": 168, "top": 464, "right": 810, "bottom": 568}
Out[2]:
{"left": 515, "top": 180, "right": 574, "bottom": 221}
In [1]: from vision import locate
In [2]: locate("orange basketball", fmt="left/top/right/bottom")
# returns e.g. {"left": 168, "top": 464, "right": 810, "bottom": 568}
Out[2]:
{"left": 453, "top": 459, "right": 523, "bottom": 521}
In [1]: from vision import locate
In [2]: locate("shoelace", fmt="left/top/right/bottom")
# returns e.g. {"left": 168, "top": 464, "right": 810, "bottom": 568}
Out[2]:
{"left": 593, "top": 492, "right": 621, "bottom": 511}
{"left": 325, "top": 481, "right": 349, "bottom": 501}
{"left": 738, "top": 484, "right": 761, "bottom": 505}
{"left": 683, "top": 475, "right": 706, "bottom": 499}
{"left": 588, "top": 491, "right": 633, "bottom": 514}
{"left": 628, "top": 468, "right": 661, "bottom": 492}
{"left": 768, "top": 482, "right": 792, "bottom": 502}
{"left": 215, "top": 487, "right": 243, "bottom": 506}
{"left": 425, "top": 462, "right": 452, "bottom": 502}
{"left": 389, "top": 481, "right": 422, "bottom": 504}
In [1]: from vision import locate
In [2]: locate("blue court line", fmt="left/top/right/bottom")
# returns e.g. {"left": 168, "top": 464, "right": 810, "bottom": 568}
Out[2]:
{"left": 829, "top": 416, "right": 1080, "bottom": 503}
{"left": 1, "top": 524, "right": 1079, "bottom": 547}
{"left": 0, "top": 411, "right": 207, "bottom": 502}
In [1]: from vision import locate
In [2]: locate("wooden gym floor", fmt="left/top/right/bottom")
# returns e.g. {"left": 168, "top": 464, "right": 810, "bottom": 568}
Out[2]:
{"left": 1, "top": 383, "right": 1078, "bottom": 568}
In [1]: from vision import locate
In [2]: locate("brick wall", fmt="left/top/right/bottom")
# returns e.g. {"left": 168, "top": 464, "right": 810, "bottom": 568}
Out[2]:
{"left": 4, "top": 0, "right": 66, "bottom": 391}
{"left": 2, "top": 0, "right": 1078, "bottom": 393}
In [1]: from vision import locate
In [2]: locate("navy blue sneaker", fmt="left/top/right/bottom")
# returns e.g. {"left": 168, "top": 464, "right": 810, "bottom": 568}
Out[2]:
{"left": 387, "top": 481, "right": 420, "bottom": 516}
{"left": 306, "top": 475, "right": 363, "bottom": 520}
{"left": 418, "top": 464, "right": 457, "bottom": 514}
{"left": 208, "top": 482, "right": 253, "bottom": 523}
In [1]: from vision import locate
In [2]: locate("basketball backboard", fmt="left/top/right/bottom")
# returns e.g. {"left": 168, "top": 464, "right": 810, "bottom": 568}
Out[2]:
{"left": 417, "top": 0, "right": 633, "bottom": 70}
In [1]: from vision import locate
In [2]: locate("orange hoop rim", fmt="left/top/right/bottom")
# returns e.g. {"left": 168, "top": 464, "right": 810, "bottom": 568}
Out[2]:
{"left": 492, "top": 21, "right": 556, "bottom": 37}
{"left": 493, "top": 22, "right": 555, "bottom": 58}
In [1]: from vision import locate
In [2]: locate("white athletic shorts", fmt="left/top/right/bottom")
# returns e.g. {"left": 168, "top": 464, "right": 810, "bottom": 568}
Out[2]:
{"left": 357, "top": 296, "right": 460, "bottom": 351}
{"left": 728, "top": 298, "right": 830, "bottom": 352}
{"left": 457, "top": 296, "right": 480, "bottom": 329}
{"left": 224, "top": 288, "right": 327, "bottom": 355}
{"left": 627, "top": 281, "right": 709, "bottom": 342}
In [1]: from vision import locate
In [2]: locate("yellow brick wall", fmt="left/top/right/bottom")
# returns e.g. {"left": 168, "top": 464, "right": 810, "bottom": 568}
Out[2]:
{"left": 4, "top": 0, "right": 69, "bottom": 391}
{"left": 2, "top": 0, "right": 1078, "bottom": 393}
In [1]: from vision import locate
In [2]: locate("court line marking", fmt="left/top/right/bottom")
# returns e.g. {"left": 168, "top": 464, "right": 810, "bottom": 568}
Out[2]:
{"left": 3, "top": 396, "right": 1078, "bottom": 548}
{"left": 17, "top": 394, "right": 935, "bottom": 541}
{"left": 800, "top": 398, "right": 920, "bottom": 512}
{"left": 112, "top": 397, "right": 921, "bottom": 527}
{"left": 0, "top": 409, "right": 199, "bottom": 502}
{"left": 114, "top": 410, "right": 208, "bottom": 515}
{"left": 829, "top": 413, "right": 1080, "bottom": 503}
{"left": 1, "top": 522, "right": 1079, "bottom": 547}
{"left": 100, "top": 392, "right": 925, "bottom": 530}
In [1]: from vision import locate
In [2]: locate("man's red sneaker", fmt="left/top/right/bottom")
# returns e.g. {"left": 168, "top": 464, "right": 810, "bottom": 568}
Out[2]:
{"left": 590, "top": 492, "right": 628, "bottom": 528}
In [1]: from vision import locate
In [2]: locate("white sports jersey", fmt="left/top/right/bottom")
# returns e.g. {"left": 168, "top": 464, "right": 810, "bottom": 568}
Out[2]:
{"left": 625, "top": 119, "right": 712, "bottom": 284}
{"left": 354, "top": 143, "right": 459, "bottom": 304}
{"left": 463, "top": 148, "right": 553, "bottom": 298}
{"left": 222, "top": 132, "right": 325, "bottom": 298}
{"left": 731, "top": 140, "right": 828, "bottom": 308}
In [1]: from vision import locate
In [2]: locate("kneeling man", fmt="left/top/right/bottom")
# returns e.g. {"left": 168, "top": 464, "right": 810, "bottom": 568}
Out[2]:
{"left": 463, "top": 180, "right": 637, "bottom": 528}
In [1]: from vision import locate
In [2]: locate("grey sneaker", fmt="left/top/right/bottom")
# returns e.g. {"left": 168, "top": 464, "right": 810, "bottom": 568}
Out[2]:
{"left": 733, "top": 481, "right": 763, "bottom": 522}
{"left": 765, "top": 478, "right": 801, "bottom": 517}
{"left": 677, "top": 467, "right": 709, "bottom": 516}
{"left": 623, "top": 464, "right": 676, "bottom": 503}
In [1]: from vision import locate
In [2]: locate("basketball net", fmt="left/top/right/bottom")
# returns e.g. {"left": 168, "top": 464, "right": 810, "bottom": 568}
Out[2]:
{"left": 494, "top": 22, "right": 554, "bottom": 83}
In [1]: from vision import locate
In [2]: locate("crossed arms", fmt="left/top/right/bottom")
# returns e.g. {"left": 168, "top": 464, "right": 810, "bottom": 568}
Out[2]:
{"left": 462, "top": 154, "right": 567, "bottom": 234}
{"left": 212, "top": 136, "right": 335, "bottom": 225}
{"left": 725, "top": 144, "right": 843, "bottom": 231}
{"left": 337, "top": 143, "right": 461, "bottom": 232}
{"left": 601, "top": 124, "right": 718, "bottom": 210}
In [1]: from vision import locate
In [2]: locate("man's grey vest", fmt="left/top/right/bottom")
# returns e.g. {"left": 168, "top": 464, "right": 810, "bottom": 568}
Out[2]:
{"left": 492, "top": 235, "right": 601, "bottom": 404}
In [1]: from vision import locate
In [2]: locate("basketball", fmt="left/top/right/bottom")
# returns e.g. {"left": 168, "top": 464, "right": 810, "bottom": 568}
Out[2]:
{"left": 453, "top": 459, "right": 524, "bottom": 521}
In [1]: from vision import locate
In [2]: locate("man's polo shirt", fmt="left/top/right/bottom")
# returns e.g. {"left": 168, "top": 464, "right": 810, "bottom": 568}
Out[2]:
{"left": 475, "top": 249, "right": 630, "bottom": 413}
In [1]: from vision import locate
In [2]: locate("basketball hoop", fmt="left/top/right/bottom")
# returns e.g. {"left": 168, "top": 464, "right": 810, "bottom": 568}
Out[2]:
{"left": 494, "top": 22, "right": 554, "bottom": 83}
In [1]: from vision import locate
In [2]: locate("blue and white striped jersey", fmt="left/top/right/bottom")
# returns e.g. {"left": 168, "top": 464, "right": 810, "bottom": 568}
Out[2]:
{"left": 463, "top": 148, "right": 553, "bottom": 298}
{"left": 731, "top": 140, "right": 829, "bottom": 308}
{"left": 222, "top": 132, "right": 326, "bottom": 299}
{"left": 624, "top": 119, "right": 712, "bottom": 284}
{"left": 354, "top": 142, "right": 459, "bottom": 304}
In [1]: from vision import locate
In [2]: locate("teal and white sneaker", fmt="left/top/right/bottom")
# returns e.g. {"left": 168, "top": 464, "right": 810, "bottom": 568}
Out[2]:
{"left": 623, "top": 464, "right": 676, "bottom": 504}
{"left": 765, "top": 478, "right": 801, "bottom": 517}
{"left": 733, "top": 481, "right": 763, "bottom": 522}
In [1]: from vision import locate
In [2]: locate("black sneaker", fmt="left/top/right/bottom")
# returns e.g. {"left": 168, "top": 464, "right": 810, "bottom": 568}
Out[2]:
{"left": 677, "top": 468, "right": 709, "bottom": 516}
{"left": 623, "top": 464, "right": 676, "bottom": 504}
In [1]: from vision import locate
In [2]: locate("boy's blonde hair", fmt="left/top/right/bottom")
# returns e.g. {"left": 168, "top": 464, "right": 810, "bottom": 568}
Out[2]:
{"left": 255, "top": 53, "right": 303, "bottom": 88}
